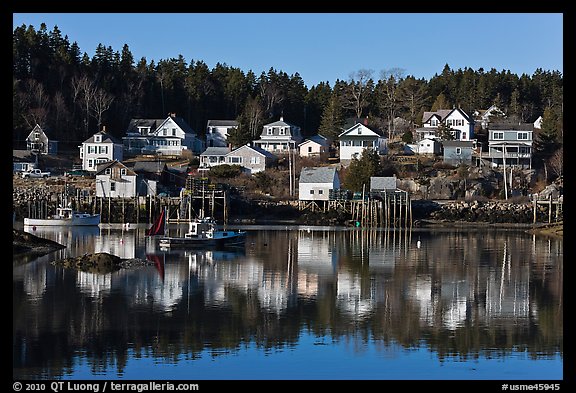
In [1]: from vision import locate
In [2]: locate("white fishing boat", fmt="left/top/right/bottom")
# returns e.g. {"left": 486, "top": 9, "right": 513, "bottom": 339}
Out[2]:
{"left": 158, "top": 217, "right": 247, "bottom": 249}
{"left": 24, "top": 207, "right": 101, "bottom": 227}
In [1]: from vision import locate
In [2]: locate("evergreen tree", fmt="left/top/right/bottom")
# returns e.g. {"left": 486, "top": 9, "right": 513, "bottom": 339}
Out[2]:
{"left": 431, "top": 92, "right": 450, "bottom": 111}
{"left": 343, "top": 149, "right": 382, "bottom": 192}
{"left": 318, "top": 92, "right": 345, "bottom": 144}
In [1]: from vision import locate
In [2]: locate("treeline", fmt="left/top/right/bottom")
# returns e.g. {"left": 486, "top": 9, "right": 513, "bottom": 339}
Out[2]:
{"left": 13, "top": 23, "right": 563, "bottom": 152}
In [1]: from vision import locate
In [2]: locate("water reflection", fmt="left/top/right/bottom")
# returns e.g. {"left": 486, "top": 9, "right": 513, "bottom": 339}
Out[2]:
{"left": 13, "top": 226, "right": 563, "bottom": 379}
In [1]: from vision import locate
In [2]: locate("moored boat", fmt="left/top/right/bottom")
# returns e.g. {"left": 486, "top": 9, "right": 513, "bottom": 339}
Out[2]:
{"left": 24, "top": 207, "right": 101, "bottom": 226}
{"left": 158, "top": 217, "right": 247, "bottom": 249}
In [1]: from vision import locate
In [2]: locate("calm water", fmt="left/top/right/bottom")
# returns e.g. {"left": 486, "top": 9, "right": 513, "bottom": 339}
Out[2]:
{"left": 13, "top": 223, "right": 563, "bottom": 380}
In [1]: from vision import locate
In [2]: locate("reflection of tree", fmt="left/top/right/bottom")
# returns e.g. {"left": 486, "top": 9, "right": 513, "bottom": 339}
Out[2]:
{"left": 13, "top": 230, "right": 562, "bottom": 378}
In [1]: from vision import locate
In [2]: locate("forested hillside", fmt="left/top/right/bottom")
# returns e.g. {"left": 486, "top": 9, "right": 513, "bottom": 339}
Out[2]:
{"left": 13, "top": 22, "right": 563, "bottom": 160}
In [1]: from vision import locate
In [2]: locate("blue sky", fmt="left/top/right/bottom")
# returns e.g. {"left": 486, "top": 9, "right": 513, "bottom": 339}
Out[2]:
{"left": 13, "top": 13, "right": 563, "bottom": 88}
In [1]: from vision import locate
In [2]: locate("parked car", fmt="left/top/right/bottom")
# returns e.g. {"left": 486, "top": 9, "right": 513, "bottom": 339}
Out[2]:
{"left": 22, "top": 168, "right": 51, "bottom": 178}
{"left": 64, "top": 169, "right": 90, "bottom": 177}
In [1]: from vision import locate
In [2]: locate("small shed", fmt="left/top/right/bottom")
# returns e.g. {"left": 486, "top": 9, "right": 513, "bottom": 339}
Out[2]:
{"left": 298, "top": 166, "right": 340, "bottom": 201}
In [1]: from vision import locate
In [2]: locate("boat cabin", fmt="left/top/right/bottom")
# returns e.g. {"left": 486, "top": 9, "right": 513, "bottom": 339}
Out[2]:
{"left": 185, "top": 218, "right": 216, "bottom": 239}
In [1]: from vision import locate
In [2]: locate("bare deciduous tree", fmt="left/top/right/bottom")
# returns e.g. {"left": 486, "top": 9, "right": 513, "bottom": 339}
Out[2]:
{"left": 91, "top": 88, "right": 114, "bottom": 131}
{"left": 71, "top": 75, "right": 97, "bottom": 137}
{"left": 19, "top": 79, "right": 50, "bottom": 129}
{"left": 548, "top": 147, "right": 563, "bottom": 178}
{"left": 345, "top": 69, "right": 374, "bottom": 119}
{"left": 379, "top": 67, "right": 405, "bottom": 140}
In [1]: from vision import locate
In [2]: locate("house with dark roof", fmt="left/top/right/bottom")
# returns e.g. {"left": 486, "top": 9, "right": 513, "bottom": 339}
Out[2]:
{"left": 206, "top": 119, "right": 238, "bottom": 147}
{"left": 79, "top": 128, "right": 124, "bottom": 172}
{"left": 298, "top": 166, "right": 340, "bottom": 201}
{"left": 95, "top": 160, "right": 138, "bottom": 198}
{"left": 483, "top": 122, "right": 534, "bottom": 169}
{"left": 298, "top": 134, "right": 329, "bottom": 157}
{"left": 123, "top": 114, "right": 204, "bottom": 156}
{"left": 421, "top": 108, "right": 475, "bottom": 141}
{"left": 199, "top": 147, "right": 232, "bottom": 171}
{"left": 13, "top": 150, "right": 38, "bottom": 173}
{"left": 26, "top": 124, "right": 58, "bottom": 155}
{"left": 225, "top": 144, "right": 277, "bottom": 174}
{"left": 253, "top": 116, "right": 302, "bottom": 154}
{"left": 442, "top": 140, "right": 477, "bottom": 166}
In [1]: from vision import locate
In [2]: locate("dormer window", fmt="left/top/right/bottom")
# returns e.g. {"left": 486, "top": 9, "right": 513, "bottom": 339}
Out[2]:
{"left": 267, "top": 128, "right": 273, "bottom": 136}
{"left": 279, "top": 128, "right": 286, "bottom": 135}
{"left": 95, "top": 135, "right": 101, "bottom": 143}
{"left": 120, "top": 168, "right": 126, "bottom": 176}
{"left": 105, "top": 168, "right": 111, "bottom": 175}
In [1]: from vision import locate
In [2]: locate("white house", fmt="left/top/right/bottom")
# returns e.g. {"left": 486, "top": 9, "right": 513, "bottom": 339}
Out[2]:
{"left": 298, "top": 134, "right": 329, "bottom": 157}
{"left": 95, "top": 160, "right": 138, "bottom": 198}
{"left": 26, "top": 124, "right": 58, "bottom": 155}
{"left": 253, "top": 116, "right": 302, "bottom": 154}
{"left": 123, "top": 114, "right": 204, "bottom": 156}
{"left": 298, "top": 166, "right": 340, "bottom": 201}
{"left": 79, "top": 128, "right": 124, "bottom": 172}
{"left": 206, "top": 119, "right": 238, "bottom": 147}
{"left": 416, "top": 137, "right": 442, "bottom": 155}
{"left": 473, "top": 105, "right": 505, "bottom": 130}
{"left": 533, "top": 116, "right": 543, "bottom": 129}
{"left": 199, "top": 147, "right": 231, "bottom": 171}
{"left": 422, "top": 108, "right": 475, "bottom": 141}
{"left": 338, "top": 123, "right": 387, "bottom": 163}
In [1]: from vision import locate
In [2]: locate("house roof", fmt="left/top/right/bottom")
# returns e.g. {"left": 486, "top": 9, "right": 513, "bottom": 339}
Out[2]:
{"left": 264, "top": 117, "right": 300, "bottom": 129}
{"left": 95, "top": 160, "right": 136, "bottom": 175}
{"left": 207, "top": 120, "right": 238, "bottom": 127}
{"left": 370, "top": 176, "right": 397, "bottom": 191}
{"left": 127, "top": 118, "right": 165, "bottom": 132}
{"left": 83, "top": 131, "right": 122, "bottom": 144}
{"left": 201, "top": 147, "right": 232, "bottom": 156}
{"left": 13, "top": 149, "right": 34, "bottom": 160}
{"left": 229, "top": 144, "right": 277, "bottom": 159}
{"left": 338, "top": 123, "right": 382, "bottom": 138}
{"left": 299, "top": 166, "right": 338, "bottom": 184}
{"left": 442, "top": 140, "right": 475, "bottom": 148}
{"left": 489, "top": 122, "right": 534, "bottom": 131}
{"left": 131, "top": 161, "right": 168, "bottom": 173}
{"left": 299, "top": 134, "right": 328, "bottom": 147}
{"left": 423, "top": 108, "right": 472, "bottom": 123}
{"left": 156, "top": 115, "right": 195, "bottom": 134}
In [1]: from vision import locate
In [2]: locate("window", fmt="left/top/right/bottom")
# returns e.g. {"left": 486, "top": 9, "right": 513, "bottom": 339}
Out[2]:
{"left": 163, "top": 128, "right": 167, "bottom": 136}
{"left": 267, "top": 128, "right": 273, "bottom": 135}
{"left": 95, "top": 135, "right": 101, "bottom": 142}
{"left": 172, "top": 128, "right": 177, "bottom": 136}
{"left": 462, "top": 132, "right": 466, "bottom": 140}
{"left": 308, "top": 146, "right": 312, "bottom": 153}
{"left": 353, "top": 140, "right": 362, "bottom": 146}
{"left": 121, "top": 168, "right": 126, "bottom": 176}
{"left": 105, "top": 168, "right": 111, "bottom": 175}
{"left": 455, "top": 147, "right": 462, "bottom": 155}
{"left": 518, "top": 132, "right": 529, "bottom": 140}
{"left": 279, "top": 128, "right": 286, "bottom": 135}
{"left": 431, "top": 119, "right": 438, "bottom": 126}
{"left": 229, "top": 156, "right": 241, "bottom": 164}
{"left": 88, "top": 159, "right": 94, "bottom": 168}
{"left": 310, "top": 190, "right": 314, "bottom": 195}
{"left": 110, "top": 182, "right": 115, "bottom": 192}
{"left": 493, "top": 132, "right": 504, "bottom": 140}
{"left": 318, "top": 190, "right": 323, "bottom": 195}
{"left": 250, "top": 156, "right": 260, "bottom": 164}
{"left": 358, "top": 126, "right": 362, "bottom": 134}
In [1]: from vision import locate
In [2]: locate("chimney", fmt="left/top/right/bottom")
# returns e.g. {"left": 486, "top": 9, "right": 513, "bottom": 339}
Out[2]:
{"left": 102, "top": 125, "right": 106, "bottom": 132}
{"left": 280, "top": 115, "right": 284, "bottom": 122}
{"left": 169, "top": 112, "right": 176, "bottom": 118}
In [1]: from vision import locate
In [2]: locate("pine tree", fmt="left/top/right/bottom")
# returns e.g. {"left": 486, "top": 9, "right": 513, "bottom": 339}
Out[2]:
{"left": 343, "top": 149, "right": 382, "bottom": 192}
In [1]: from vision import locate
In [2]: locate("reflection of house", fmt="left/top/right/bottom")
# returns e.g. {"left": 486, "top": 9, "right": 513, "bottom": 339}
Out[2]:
{"left": 76, "top": 272, "right": 112, "bottom": 297}
{"left": 79, "top": 129, "right": 124, "bottom": 172}
{"left": 253, "top": 116, "right": 302, "bottom": 154}
{"left": 26, "top": 124, "right": 58, "bottom": 155}
{"left": 95, "top": 160, "right": 138, "bottom": 198}
{"left": 484, "top": 122, "right": 533, "bottom": 169}
{"left": 206, "top": 120, "right": 237, "bottom": 147}
{"left": 94, "top": 231, "right": 136, "bottom": 259}
{"left": 298, "top": 134, "right": 329, "bottom": 157}
{"left": 336, "top": 272, "right": 374, "bottom": 320}
{"left": 298, "top": 166, "right": 340, "bottom": 201}
{"left": 442, "top": 140, "right": 476, "bottom": 166}
{"left": 338, "top": 123, "right": 387, "bottom": 163}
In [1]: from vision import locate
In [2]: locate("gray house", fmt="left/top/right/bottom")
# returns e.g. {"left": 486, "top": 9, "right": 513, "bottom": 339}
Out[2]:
{"left": 225, "top": 144, "right": 277, "bottom": 174}
{"left": 298, "top": 166, "right": 340, "bottom": 201}
{"left": 442, "top": 140, "right": 476, "bottom": 166}
{"left": 199, "top": 147, "right": 232, "bottom": 171}
{"left": 485, "top": 122, "right": 533, "bottom": 169}
{"left": 370, "top": 176, "right": 397, "bottom": 193}
{"left": 26, "top": 124, "right": 58, "bottom": 155}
